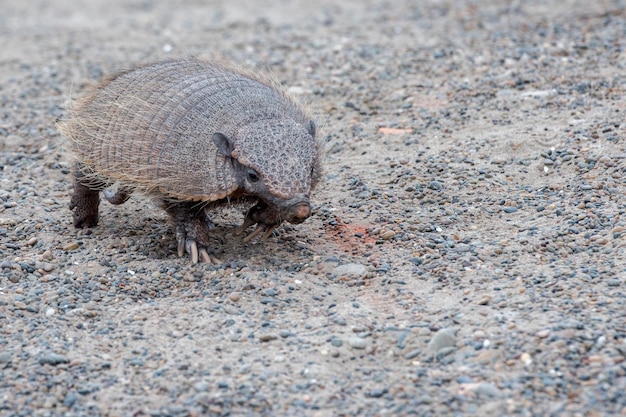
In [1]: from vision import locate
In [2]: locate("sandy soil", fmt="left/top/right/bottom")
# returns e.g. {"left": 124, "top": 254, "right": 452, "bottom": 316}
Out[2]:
{"left": 1, "top": 0, "right": 625, "bottom": 416}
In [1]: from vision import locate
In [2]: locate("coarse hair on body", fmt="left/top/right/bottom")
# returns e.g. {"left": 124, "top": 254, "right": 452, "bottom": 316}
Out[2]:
{"left": 57, "top": 57, "right": 324, "bottom": 203}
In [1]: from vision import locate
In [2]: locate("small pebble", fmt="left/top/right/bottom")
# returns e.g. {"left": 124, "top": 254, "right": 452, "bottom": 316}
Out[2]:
{"left": 473, "top": 383, "right": 501, "bottom": 398}
{"left": 536, "top": 329, "right": 551, "bottom": 339}
{"left": 427, "top": 328, "right": 457, "bottom": 355}
{"left": 473, "top": 330, "right": 486, "bottom": 340}
{"left": 595, "top": 335, "right": 606, "bottom": 349}
{"left": 380, "top": 230, "right": 396, "bottom": 240}
{"left": 366, "top": 387, "right": 388, "bottom": 398}
{"left": 404, "top": 349, "right": 421, "bottom": 360}
{"left": 475, "top": 349, "right": 502, "bottom": 365}
{"left": 223, "top": 305, "right": 240, "bottom": 315}
{"left": 332, "top": 263, "right": 367, "bottom": 278}
{"left": 259, "top": 334, "right": 278, "bottom": 342}
{"left": 429, "top": 181, "right": 442, "bottom": 190}
{"left": 520, "top": 352, "right": 532, "bottom": 366}
{"left": 63, "top": 392, "right": 77, "bottom": 408}
{"left": 477, "top": 295, "right": 491, "bottom": 305}
{"left": 194, "top": 382, "right": 209, "bottom": 392}
{"left": 39, "top": 353, "right": 70, "bottom": 366}
{"left": 0, "top": 352, "right": 12, "bottom": 363}
{"left": 598, "top": 155, "right": 614, "bottom": 167}
{"left": 331, "top": 338, "right": 343, "bottom": 347}
{"left": 63, "top": 242, "right": 79, "bottom": 251}
{"left": 348, "top": 337, "right": 367, "bottom": 349}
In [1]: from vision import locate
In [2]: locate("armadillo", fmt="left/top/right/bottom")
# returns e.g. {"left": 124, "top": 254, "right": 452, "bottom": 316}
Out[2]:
{"left": 58, "top": 58, "right": 323, "bottom": 264}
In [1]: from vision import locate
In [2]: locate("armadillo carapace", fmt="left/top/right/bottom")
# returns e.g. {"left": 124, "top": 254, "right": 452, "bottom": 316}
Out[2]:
{"left": 58, "top": 58, "right": 323, "bottom": 264}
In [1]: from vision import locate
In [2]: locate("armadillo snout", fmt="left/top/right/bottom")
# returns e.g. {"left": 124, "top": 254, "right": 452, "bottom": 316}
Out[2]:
{"left": 288, "top": 202, "right": 311, "bottom": 224}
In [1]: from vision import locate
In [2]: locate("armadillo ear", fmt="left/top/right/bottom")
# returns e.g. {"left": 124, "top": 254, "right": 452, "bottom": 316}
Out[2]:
{"left": 212, "top": 132, "right": 234, "bottom": 157}
{"left": 306, "top": 120, "right": 316, "bottom": 137}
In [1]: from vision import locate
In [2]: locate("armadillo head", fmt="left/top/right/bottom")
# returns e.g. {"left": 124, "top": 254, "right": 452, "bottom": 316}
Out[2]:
{"left": 213, "top": 118, "right": 321, "bottom": 225}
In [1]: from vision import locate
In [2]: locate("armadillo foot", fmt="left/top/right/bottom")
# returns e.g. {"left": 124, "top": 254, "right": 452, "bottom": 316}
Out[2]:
{"left": 164, "top": 201, "right": 220, "bottom": 264}
{"left": 70, "top": 162, "right": 109, "bottom": 228}
{"left": 70, "top": 181, "right": 101, "bottom": 228}
{"left": 177, "top": 237, "right": 221, "bottom": 264}
{"left": 236, "top": 202, "right": 280, "bottom": 242}
{"left": 174, "top": 221, "right": 220, "bottom": 264}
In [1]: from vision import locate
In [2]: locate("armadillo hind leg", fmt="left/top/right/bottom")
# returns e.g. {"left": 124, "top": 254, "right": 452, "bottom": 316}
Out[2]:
{"left": 162, "top": 201, "right": 222, "bottom": 264}
{"left": 69, "top": 162, "right": 107, "bottom": 228}
{"left": 103, "top": 185, "right": 134, "bottom": 205}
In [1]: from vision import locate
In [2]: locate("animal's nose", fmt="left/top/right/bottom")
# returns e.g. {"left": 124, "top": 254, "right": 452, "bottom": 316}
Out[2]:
{"left": 289, "top": 202, "right": 311, "bottom": 223}
{"left": 294, "top": 203, "right": 311, "bottom": 219}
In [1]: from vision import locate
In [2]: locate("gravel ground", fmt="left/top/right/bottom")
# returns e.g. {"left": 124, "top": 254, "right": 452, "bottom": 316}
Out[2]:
{"left": 1, "top": 0, "right": 625, "bottom": 416}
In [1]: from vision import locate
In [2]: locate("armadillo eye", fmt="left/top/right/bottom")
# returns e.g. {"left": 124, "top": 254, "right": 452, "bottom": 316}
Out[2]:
{"left": 247, "top": 169, "right": 260, "bottom": 183}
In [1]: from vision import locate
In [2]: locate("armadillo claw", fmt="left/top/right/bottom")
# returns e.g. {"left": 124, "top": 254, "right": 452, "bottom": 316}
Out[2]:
{"left": 235, "top": 216, "right": 256, "bottom": 237}
{"left": 167, "top": 202, "right": 219, "bottom": 264}
{"left": 199, "top": 248, "right": 211, "bottom": 264}
{"left": 176, "top": 236, "right": 216, "bottom": 264}
{"left": 260, "top": 225, "right": 278, "bottom": 241}
{"left": 200, "top": 253, "right": 221, "bottom": 264}
{"left": 177, "top": 239, "right": 186, "bottom": 257}
{"left": 187, "top": 240, "right": 199, "bottom": 264}
{"left": 242, "top": 225, "right": 265, "bottom": 243}
{"left": 241, "top": 223, "right": 279, "bottom": 243}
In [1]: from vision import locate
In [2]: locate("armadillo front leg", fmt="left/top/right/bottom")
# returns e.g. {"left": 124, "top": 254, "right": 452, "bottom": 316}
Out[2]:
{"left": 162, "top": 201, "right": 220, "bottom": 264}
{"left": 69, "top": 162, "right": 106, "bottom": 228}
{"left": 236, "top": 201, "right": 282, "bottom": 242}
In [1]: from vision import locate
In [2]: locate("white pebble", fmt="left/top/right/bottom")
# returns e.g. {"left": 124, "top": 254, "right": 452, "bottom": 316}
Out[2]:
{"left": 595, "top": 335, "right": 606, "bottom": 349}
{"left": 536, "top": 329, "right": 551, "bottom": 339}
